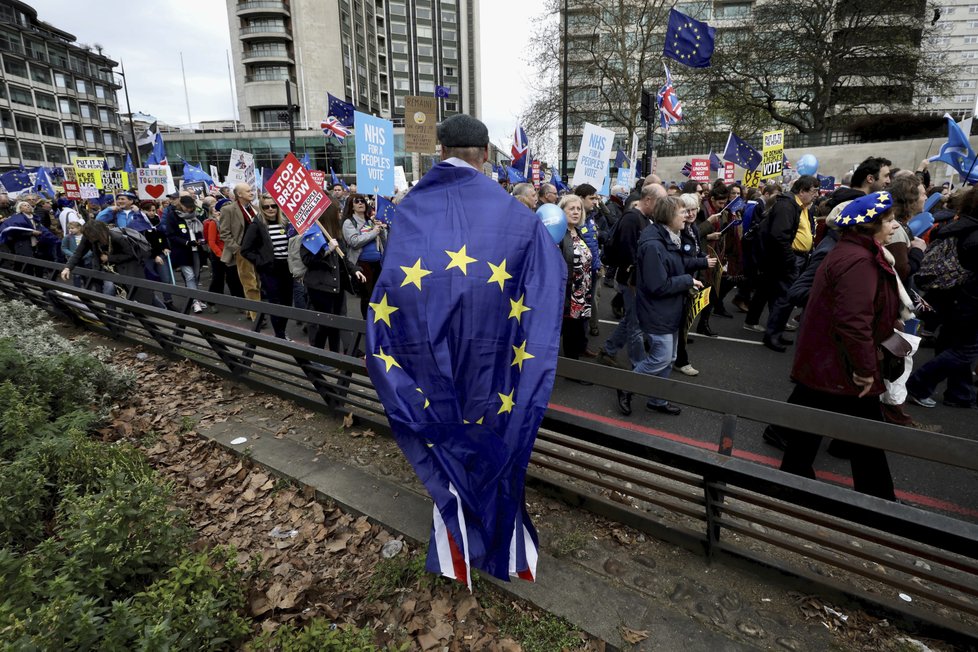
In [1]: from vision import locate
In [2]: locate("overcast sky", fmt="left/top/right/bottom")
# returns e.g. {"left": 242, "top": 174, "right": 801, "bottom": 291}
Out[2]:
{"left": 31, "top": 0, "right": 547, "bottom": 153}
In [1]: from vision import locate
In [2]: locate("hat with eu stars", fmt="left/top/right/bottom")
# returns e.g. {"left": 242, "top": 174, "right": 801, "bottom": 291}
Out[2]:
{"left": 836, "top": 191, "right": 892, "bottom": 227}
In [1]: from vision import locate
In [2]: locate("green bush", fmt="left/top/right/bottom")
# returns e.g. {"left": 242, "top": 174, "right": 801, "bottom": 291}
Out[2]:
{"left": 250, "top": 618, "right": 392, "bottom": 652}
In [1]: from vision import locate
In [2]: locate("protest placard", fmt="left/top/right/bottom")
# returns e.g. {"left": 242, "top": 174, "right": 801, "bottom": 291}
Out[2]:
{"left": 137, "top": 167, "right": 171, "bottom": 200}
{"left": 616, "top": 166, "right": 633, "bottom": 189}
{"left": 181, "top": 181, "right": 207, "bottom": 197}
{"left": 404, "top": 96, "right": 437, "bottom": 153}
{"left": 308, "top": 169, "right": 327, "bottom": 190}
{"left": 690, "top": 158, "right": 710, "bottom": 182}
{"left": 62, "top": 181, "right": 81, "bottom": 201}
{"left": 761, "top": 129, "right": 784, "bottom": 180}
{"left": 744, "top": 169, "right": 761, "bottom": 189}
{"left": 226, "top": 149, "right": 256, "bottom": 189}
{"left": 531, "top": 161, "right": 541, "bottom": 189}
{"left": 394, "top": 166, "right": 408, "bottom": 192}
{"left": 724, "top": 162, "right": 735, "bottom": 183}
{"left": 355, "top": 111, "right": 394, "bottom": 196}
{"left": 571, "top": 122, "right": 614, "bottom": 188}
{"left": 73, "top": 156, "right": 105, "bottom": 198}
{"left": 264, "top": 152, "right": 331, "bottom": 235}
{"left": 209, "top": 165, "right": 220, "bottom": 184}
{"left": 101, "top": 171, "right": 128, "bottom": 194}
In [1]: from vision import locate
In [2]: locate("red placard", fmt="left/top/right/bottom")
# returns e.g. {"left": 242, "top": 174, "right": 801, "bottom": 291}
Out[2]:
{"left": 723, "top": 162, "right": 735, "bottom": 183}
{"left": 264, "top": 153, "right": 331, "bottom": 235}
{"left": 63, "top": 180, "right": 81, "bottom": 201}
{"left": 531, "top": 161, "right": 541, "bottom": 189}
{"left": 690, "top": 158, "right": 710, "bottom": 182}
{"left": 309, "top": 169, "right": 326, "bottom": 189}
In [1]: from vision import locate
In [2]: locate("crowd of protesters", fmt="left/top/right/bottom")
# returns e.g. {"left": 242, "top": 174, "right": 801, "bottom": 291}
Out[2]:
{"left": 1, "top": 144, "right": 976, "bottom": 501}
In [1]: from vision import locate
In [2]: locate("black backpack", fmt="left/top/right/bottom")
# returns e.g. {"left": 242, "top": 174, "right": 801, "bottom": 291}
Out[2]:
{"left": 600, "top": 217, "right": 625, "bottom": 267}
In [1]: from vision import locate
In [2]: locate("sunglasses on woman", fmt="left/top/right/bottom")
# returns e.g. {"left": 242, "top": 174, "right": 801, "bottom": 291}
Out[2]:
{"left": 353, "top": 198, "right": 366, "bottom": 204}
{"left": 261, "top": 204, "right": 276, "bottom": 210}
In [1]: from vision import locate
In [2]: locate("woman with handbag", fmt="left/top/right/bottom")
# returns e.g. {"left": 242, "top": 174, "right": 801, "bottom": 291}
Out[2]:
{"left": 240, "top": 194, "right": 294, "bottom": 339}
{"left": 301, "top": 204, "right": 366, "bottom": 352}
{"left": 779, "top": 192, "right": 906, "bottom": 501}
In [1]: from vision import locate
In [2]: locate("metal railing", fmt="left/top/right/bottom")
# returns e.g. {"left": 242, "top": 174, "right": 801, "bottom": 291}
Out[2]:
{"left": 0, "top": 253, "right": 976, "bottom": 644}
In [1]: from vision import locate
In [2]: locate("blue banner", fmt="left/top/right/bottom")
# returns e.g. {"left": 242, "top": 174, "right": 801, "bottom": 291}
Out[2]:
{"left": 355, "top": 111, "right": 395, "bottom": 196}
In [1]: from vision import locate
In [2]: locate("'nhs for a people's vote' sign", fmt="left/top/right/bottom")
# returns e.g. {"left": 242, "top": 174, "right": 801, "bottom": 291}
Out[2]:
{"left": 571, "top": 122, "right": 614, "bottom": 189}
{"left": 355, "top": 111, "right": 394, "bottom": 196}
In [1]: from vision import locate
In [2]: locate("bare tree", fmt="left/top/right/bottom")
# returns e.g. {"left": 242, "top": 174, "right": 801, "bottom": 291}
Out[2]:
{"left": 695, "top": 0, "right": 955, "bottom": 135}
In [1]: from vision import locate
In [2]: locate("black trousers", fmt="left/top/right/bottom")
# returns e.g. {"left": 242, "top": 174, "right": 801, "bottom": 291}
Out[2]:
{"left": 561, "top": 317, "right": 588, "bottom": 360}
{"left": 779, "top": 383, "right": 896, "bottom": 501}
{"left": 208, "top": 252, "right": 243, "bottom": 298}
{"left": 306, "top": 286, "right": 345, "bottom": 352}
{"left": 257, "top": 259, "right": 293, "bottom": 338}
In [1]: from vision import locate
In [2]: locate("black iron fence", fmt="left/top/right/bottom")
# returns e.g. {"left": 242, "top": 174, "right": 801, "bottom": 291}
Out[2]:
{"left": 1, "top": 252, "right": 976, "bottom": 643}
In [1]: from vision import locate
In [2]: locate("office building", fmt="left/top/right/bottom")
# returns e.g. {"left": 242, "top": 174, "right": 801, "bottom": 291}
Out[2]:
{"left": 0, "top": 0, "right": 127, "bottom": 169}
{"left": 226, "top": 0, "right": 481, "bottom": 130}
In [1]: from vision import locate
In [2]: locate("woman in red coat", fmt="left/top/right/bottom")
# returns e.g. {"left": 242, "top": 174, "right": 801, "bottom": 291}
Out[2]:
{"left": 780, "top": 191, "right": 904, "bottom": 501}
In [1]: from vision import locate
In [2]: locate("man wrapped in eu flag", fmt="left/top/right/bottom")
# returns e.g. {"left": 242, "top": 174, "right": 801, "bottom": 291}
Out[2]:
{"left": 365, "top": 114, "right": 566, "bottom": 586}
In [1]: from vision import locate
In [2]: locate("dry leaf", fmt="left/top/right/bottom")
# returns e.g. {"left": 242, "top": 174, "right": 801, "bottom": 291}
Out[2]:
{"left": 342, "top": 413, "right": 354, "bottom": 428}
{"left": 620, "top": 627, "right": 649, "bottom": 644}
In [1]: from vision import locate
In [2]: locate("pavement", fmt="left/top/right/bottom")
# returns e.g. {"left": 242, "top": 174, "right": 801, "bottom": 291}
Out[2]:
{"left": 196, "top": 401, "right": 865, "bottom": 651}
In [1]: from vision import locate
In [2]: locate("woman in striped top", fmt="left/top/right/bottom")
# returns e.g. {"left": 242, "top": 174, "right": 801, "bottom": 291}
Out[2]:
{"left": 241, "top": 193, "right": 294, "bottom": 339}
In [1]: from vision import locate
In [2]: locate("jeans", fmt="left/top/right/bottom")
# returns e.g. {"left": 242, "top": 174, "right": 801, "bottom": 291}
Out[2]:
{"left": 632, "top": 331, "right": 678, "bottom": 407}
{"left": 177, "top": 264, "right": 199, "bottom": 291}
{"left": 603, "top": 283, "right": 646, "bottom": 367}
{"left": 765, "top": 253, "right": 806, "bottom": 339}
{"left": 906, "top": 294, "right": 978, "bottom": 405}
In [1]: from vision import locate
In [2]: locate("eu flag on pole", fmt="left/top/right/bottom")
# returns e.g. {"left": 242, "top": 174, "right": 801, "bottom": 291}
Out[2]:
{"left": 146, "top": 132, "right": 168, "bottom": 167}
{"left": 550, "top": 168, "right": 569, "bottom": 193}
{"left": 929, "top": 114, "right": 978, "bottom": 183}
{"left": 35, "top": 167, "right": 57, "bottom": 198}
{"left": 435, "top": 85, "right": 452, "bottom": 98}
{"left": 330, "top": 167, "right": 340, "bottom": 187}
{"left": 366, "top": 162, "right": 565, "bottom": 586}
{"left": 614, "top": 149, "right": 629, "bottom": 169}
{"left": 722, "top": 132, "right": 761, "bottom": 171}
{"left": 327, "top": 93, "right": 355, "bottom": 128}
{"left": 663, "top": 8, "right": 716, "bottom": 69}
{"left": 507, "top": 166, "right": 527, "bottom": 184}
{"left": 124, "top": 154, "right": 136, "bottom": 177}
{"left": 300, "top": 225, "right": 328, "bottom": 255}
{"left": 182, "top": 159, "right": 215, "bottom": 185}
{"left": 300, "top": 152, "right": 312, "bottom": 170}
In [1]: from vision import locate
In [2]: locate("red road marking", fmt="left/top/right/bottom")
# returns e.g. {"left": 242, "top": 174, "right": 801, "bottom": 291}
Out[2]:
{"left": 548, "top": 402, "right": 978, "bottom": 520}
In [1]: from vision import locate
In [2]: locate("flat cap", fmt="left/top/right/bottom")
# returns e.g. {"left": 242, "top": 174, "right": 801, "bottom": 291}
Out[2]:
{"left": 437, "top": 114, "right": 489, "bottom": 148}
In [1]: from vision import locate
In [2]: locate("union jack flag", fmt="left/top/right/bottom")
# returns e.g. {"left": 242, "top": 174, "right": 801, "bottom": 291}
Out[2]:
{"left": 657, "top": 63, "right": 683, "bottom": 131}
{"left": 321, "top": 116, "right": 351, "bottom": 143}
{"left": 511, "top": 125, "right": 528, "bottom": 163}
{"left": 680, "top": 161, "right": 692, "bottom": 177}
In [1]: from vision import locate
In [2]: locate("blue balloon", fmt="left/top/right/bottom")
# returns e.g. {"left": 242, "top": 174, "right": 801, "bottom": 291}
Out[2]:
{"left": 536, "top": 203, "right": 567, "bottom": 244}
{"left": 797, "top": 154, "right": 819, "bottom": 176}
{"left": 908, "top": 212, "right": 935, "bottom": 238}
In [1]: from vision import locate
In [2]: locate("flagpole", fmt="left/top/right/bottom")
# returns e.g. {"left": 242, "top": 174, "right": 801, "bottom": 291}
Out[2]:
{"left": 180, "top": 52, "right": 193, "bottom": 129}
{"left": 226, "top": 50, "right": 238, "bottom": 131}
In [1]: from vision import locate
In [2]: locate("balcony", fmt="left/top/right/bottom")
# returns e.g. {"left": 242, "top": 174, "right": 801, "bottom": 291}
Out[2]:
{"left": 240, "top": 25, "right": 292, "bottom": 40}
{"left": 241, "top": 50, "right": 294, "bottom": 65}
{"left": 244, "top": 72, "right": 296, "bottom": 83}
{"left": 237, "top": 1, "right": 290, "bottom": 16}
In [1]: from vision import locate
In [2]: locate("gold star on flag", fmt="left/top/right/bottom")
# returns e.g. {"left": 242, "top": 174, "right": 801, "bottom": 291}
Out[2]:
{"left": 445, "top": 245, "right": 477, "bottom": 275}
{"left": 416, "top": 388, "right": 430, "bottom": 409}
{"left": 865, "top": 208, "right": 878, "bottom": 218}
{"left": 462, "top": 416, "right": 485, "bottom": 425}
{"left": 512, "top": 340, "right": 534, "bottom": 371}
{"left": 878, "top": 192, "right": 890, "bottom": 201}
{"left": 400, "top": 258, "right": 432, "bottom": 290}
{"left": 509, "top": 293, "right": 531, "bottom": 322}
{"left": 369, "top": 293, "right": 399, "bottom": 327}
{"left": 487, "top": 259, "right": 512, "bottom": 291}
{"left": 373, "top": 347, "right": 401, "bottom": 373}
{"left": 497, "top": 390, "right": 515, "bottom": 415}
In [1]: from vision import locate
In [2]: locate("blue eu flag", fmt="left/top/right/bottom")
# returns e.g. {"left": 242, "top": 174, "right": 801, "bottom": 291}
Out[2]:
{"left": 722, "top": 132, "right": 762, "bottom": 171}
{"left": 366, "top": 162, "right": 565, "bottom": 586}
{"left": 300, "top": 225, "right": 328, "bottom": 254}
{"left": 327, "top": 93, "right": 355, "bottom": 128}
{"left": 375, "top": 195, "right": 397, "bottom": 225}
{"left": 663, "top": 8, "right": 716, "bottom": 69}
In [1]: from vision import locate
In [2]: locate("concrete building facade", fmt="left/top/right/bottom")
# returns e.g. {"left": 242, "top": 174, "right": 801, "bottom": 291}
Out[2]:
{"left": 226, "top": 0, "right": 481, "bottom": 130}
{"left": 0, "top": 0, "right": 127, "bottom": 169}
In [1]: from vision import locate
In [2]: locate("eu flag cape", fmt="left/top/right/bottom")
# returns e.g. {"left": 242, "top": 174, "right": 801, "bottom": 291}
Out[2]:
{"left": 365, "top": 162, "right": 565, "bottom": 586}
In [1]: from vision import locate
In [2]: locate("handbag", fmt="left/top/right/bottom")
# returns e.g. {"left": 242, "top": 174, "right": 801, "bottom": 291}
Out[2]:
{"left": 878, "top": 331, "right": 912, "bottom": 382}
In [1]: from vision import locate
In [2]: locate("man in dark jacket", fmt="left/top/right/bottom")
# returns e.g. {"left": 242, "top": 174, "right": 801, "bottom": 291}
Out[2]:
{"left": 596, "top": 183, "right": 666, "bottom": 370}
{"left": 749, "top": 175, "right": 819, "bottom": 352}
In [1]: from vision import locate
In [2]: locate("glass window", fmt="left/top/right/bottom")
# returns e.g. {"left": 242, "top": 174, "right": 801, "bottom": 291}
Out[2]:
{"left": 75, "top": 78, "right": 88, "bottom": 93}
{"left": 442, "top": 29, "right": 456, "bottom": 41}
{"left": 8, "top": 86, "right": 32, "bottom": 107}
{"left": 49, "top": 45, "right": 68, "bottom": 68}
{"left": 441, "top": 10, "right": 456, "bottom": 22}
{"left": 394, "top": 79, "right": 410, "bottom": 90}
{"left": 0, "top": 29, "right": 23, "bottom": 55}
{"left": 63, "top": 124, "right": 76, "bottom": 139}
{"left": 25, "top": 39, "right": 45, "bottom": 61}
{"left": 389, "top": 3, "right": 406, "bottom": 15}
{"left": 444, "top": 65, "right": 455, "bottom": 76}
{"left": 418, "top": 63, "right": 434, "bottom": 75}
{"left": 445, "top": 101, "right": 457, "bottom": 111}
{"left": 417, "top": 7, "right": 431, "bottom": 19}
{"left": 390, "top": 22, "right": 407, "bottom": 34}
{"left": 79, "top": 103, "right": 92, "bottom": 118}
{"left": 3, "top": 57, "right": 27, "bottom": 77}
{"left": 417, "top": 26, "right": 432, "bottom": 38}
{"left": 99, "top": 107, "right": 110, "bottom": 122}
{"left": 95, "top": 85, "right": 106, "bottom": 99}
{"left": 59, "top": 98, "right": 78, "bottom": 115}
{"left": 102, "top": 132, "right": 115, "bottom": 146}
{"left": 418, "top": 45, "right": 433, "bottom": 57}
{"left": 84, "top": 127, "right": 96, "bottom": 143}
{"left": 20, "top": 142, "right": 43, "bottom": 161}
{"left": 391, "top": 42, "right": 408, "bottom": 54}
{"left": 54, "top": 72, "right": 69, "bottom": 88}
{"left": 0, "top": 140, "right": 15, "bottom": 158}
{"left": 46, "top": 147, "right": 66, "bottom": 164}
{"left": 15, "top": 114, "right": 38, "bottom": 133}
{"left": 443, "top": 46, "right": 457, "bottom": 59}
{"left": 419, "top": 80, "right": 434, "bottom": 92}
{"left": 393, "top": 61, "right": 408, "bottom": 72}
{"left": 29, "top": 63, "right": 50, "bottom": 84}
{"left": 35, "top": 92, "right": 56, "bottom": 111}
{"left": 966, "top": 36, "right": 978, "bottom": 44}
{"left": 40, "top": 119, "right": 60, "bottom": 137}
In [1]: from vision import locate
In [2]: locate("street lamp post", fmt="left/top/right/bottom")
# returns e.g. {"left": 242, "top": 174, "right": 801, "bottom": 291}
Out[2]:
{"left": 102, "top": 61, "right": 140, "bottom": 167}
{"left": 561, "top": 0, "right": 569, "bottom": 179}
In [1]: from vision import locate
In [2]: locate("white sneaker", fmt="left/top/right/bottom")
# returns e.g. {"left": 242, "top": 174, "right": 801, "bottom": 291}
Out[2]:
{"left": 676, "top": 364, "right": 699, "bottom": 376}
{"left": 743, "top": 323, "right": 765, "bottom": 332}
{"left": 192, "top": 300, "right": 204, "bottom": 314}
{"left": 785, "top": 317, "right": 799, "bottom": 332}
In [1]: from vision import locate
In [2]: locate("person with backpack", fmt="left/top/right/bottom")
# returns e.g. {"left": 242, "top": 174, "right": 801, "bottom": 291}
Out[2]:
{"left": 161, "top": 196, "right": 209, "bottom": 313}
{"left": 61, "top": 220, "right": 149, "bottom": 302}
{"left": 203, "top": 198, "right": 243, "bottom": 302}
{"left": 906, "top": 187, "right": 978, "bottom": 410}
